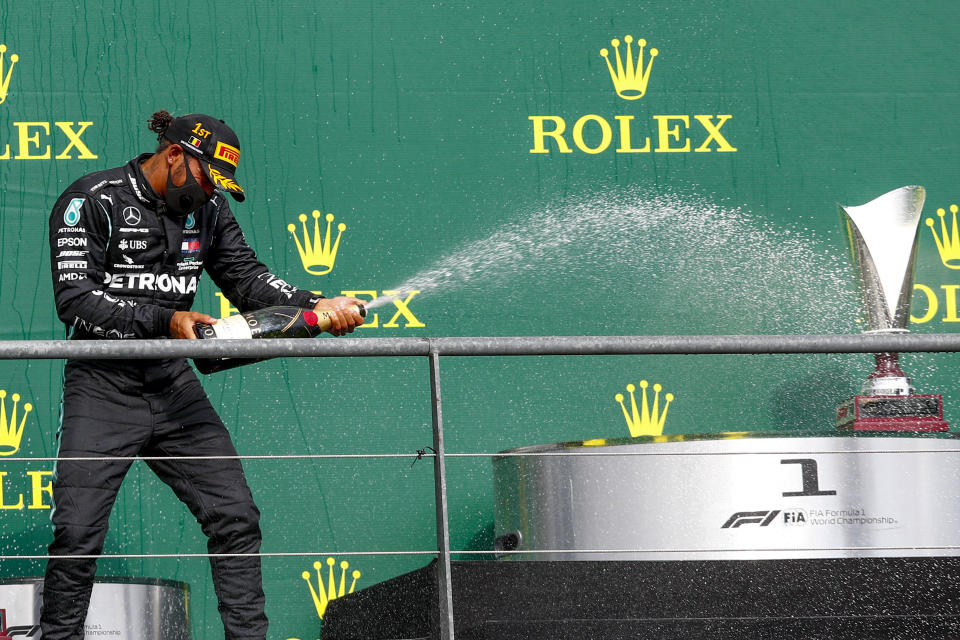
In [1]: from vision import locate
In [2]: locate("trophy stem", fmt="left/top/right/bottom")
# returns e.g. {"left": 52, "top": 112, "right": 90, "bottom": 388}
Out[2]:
{"left": 861, "top": 352, "right": 912, "bottom": 397}
{"left": 869, "top": 352, "right": 907, "bottom": 381}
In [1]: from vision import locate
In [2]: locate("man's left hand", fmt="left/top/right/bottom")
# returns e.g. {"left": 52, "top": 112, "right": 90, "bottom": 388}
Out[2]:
{"left": 170, "top": 311, "right": 217, "bottom": 339}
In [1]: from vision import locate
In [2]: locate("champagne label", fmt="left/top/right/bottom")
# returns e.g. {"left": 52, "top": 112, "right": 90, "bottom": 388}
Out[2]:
{"left": 315, "top": 310, "right": 334, "bottom": 332}
{"left": 209, "top": 313, "right": 254, "bottom": 340}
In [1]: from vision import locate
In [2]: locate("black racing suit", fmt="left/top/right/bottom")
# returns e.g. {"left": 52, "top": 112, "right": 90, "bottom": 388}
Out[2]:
{"left": 43, "top": 155, "right": 321, "bottom": 640}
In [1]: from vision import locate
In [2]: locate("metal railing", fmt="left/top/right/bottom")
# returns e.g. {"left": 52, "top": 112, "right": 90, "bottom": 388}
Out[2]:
{"left": 6, "top": 333, "right": 960, "bottom": 360}
{"left": 4, "top": 332, "right": 960, "bottom": 640}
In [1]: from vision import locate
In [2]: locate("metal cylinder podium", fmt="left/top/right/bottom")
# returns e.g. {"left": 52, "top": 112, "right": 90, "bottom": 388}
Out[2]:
{"left": 493, "top": 431, "right": 960, "bottom": 561}
{"left": 0, "top": 578, "right": 189, "bottom": 640}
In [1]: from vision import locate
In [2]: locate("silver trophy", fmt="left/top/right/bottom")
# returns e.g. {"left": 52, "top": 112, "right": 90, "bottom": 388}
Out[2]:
{"left": 836, "top": 185, "right": 947, "bottom": 430}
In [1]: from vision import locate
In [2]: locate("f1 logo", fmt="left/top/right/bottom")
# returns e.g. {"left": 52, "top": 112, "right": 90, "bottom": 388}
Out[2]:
{"left": 721, "top": 510, "right": 780, "bottom": 528}
{"left": 0, "top": 608, "right": 41, "bottom": 640}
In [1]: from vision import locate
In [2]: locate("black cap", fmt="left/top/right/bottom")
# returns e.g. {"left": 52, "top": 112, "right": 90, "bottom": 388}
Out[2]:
{"left": 163, "top": 114, "right": 245, "bottom": 202}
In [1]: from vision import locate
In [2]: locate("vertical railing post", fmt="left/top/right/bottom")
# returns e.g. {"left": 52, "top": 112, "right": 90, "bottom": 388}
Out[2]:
{"left": 429, "top": 346, "right": 455, "bottom": 640}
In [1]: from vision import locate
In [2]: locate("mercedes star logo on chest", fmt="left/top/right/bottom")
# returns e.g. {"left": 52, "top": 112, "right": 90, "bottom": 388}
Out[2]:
{"left": 122, "top": 207, "right": 141, "bottom": 226}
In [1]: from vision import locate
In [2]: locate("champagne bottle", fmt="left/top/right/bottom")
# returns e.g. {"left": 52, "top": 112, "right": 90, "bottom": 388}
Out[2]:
{"left": 192, "top": 304, "right": 366, "bottom": 374}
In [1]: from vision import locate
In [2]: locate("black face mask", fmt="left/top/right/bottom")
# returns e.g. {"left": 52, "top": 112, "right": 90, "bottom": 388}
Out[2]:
{"left": 165, "top": 155, "right": 210, "bottom": 215}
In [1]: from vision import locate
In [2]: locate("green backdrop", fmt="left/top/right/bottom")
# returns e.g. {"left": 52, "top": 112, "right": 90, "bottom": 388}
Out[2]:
{"left": 2, "top": 1, "right": 960, "bottom": 637}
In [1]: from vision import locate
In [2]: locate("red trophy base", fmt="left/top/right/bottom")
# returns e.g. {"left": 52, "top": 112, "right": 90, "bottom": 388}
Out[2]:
{"left": 836, "top": 395, "right": 949, "bottom": 431}
{"left": 836, "top": 352, "right": 950, "bottom": 432}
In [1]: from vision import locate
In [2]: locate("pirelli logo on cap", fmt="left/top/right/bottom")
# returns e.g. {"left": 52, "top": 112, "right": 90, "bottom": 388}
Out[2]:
{"left": 214, "top": 141, "right": 240, "bottom": 167}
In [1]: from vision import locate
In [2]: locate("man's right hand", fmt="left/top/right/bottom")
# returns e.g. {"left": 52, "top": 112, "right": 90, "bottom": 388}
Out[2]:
{"left": 313, "top": 296, "right": 366, "bottom": 336}
{"left": 170, "top": 311, "right": 218, "bottom": 339}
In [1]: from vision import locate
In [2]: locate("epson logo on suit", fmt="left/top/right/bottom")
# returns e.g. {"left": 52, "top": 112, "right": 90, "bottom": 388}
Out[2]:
{"left": 57, "top": 237, "right": 87, "bottom": 247}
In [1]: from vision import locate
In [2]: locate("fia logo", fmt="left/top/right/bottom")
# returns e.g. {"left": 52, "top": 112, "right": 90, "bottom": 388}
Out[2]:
{"left": 782, "top": 509, "right": 808, "bottom": 526}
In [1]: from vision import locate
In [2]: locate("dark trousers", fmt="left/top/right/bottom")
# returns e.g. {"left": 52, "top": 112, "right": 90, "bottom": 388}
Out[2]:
{"left": 40, "top": 359, "right": 267, "bottom": 640}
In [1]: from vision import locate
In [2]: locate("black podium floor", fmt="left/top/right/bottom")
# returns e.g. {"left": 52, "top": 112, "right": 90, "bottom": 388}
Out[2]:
{"left": 322, "top": 557, "right": 960, "bottom": 639}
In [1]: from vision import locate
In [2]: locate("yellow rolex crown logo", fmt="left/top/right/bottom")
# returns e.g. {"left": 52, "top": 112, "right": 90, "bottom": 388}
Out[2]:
{"left": 301, "top": 557, "right": 361, "bottom": 620}
{"left": 615, "top": 380, "right": 673, "bottom": 437}
{"left": 925, "top": 204, "right": 960, "bottom": 269}
{"left": 600, "top": 35, "right": 657, "bottom": 101}
{"left": 287, "top": 210, "right": 346, "bottom": 276}
{"left": 0, "top": 390, "right": 32, "bottom": 456}
{"left": 0, "top": 44, "right": 19, "bottom": 105}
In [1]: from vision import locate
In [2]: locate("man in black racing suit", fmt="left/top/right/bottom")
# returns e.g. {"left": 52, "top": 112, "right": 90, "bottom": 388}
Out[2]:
{"left": 42, "top": 111, "right": 364, "bottom": 640}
